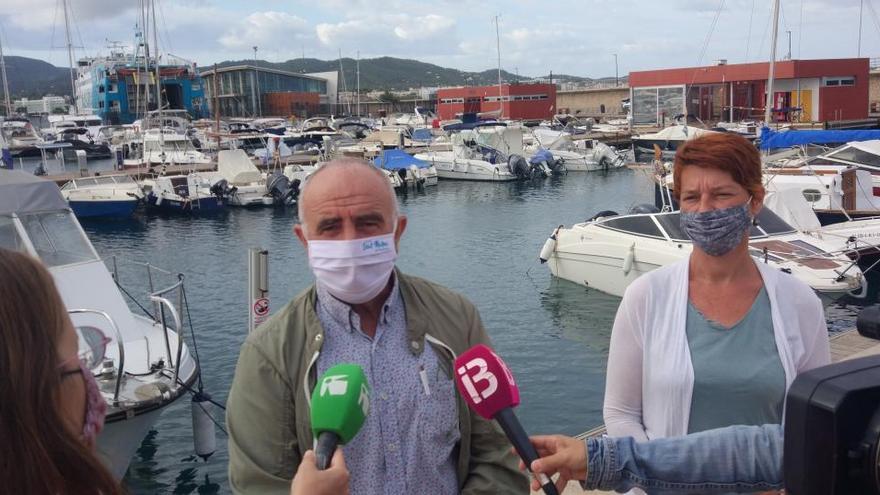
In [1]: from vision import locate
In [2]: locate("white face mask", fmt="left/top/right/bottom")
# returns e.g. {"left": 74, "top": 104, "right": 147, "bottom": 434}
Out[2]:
{"left": 307, "top": 232, "right": 398, "bottom": 304}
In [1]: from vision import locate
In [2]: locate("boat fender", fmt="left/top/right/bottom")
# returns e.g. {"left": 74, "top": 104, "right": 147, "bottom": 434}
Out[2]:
{"left": 539, "top": 225, "right": 563, "bottom": 264}
{"left": 191, "top": 392, "right": 217, "bottom": 461}
{"left": 622, "top": 243, "right": 635, "bottom": 275}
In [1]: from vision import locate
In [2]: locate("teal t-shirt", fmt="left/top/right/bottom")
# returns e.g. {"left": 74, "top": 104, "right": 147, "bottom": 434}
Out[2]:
{"left": 686, "top": 287, "right": 786, "bottom": 434}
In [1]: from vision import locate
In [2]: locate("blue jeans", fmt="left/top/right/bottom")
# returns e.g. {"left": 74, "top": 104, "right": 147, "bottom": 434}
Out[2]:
{"left": 584, "top": 424, "right": 784, "bottom": 494}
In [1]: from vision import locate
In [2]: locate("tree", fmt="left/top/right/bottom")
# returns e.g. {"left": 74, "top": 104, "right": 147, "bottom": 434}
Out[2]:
{"left": 377, "top": 91, "right": 400, "bottom": 103}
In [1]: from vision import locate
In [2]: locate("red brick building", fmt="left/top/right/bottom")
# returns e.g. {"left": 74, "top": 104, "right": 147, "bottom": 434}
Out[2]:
{"left": 628, "top": 58, "right": 868, "bottom": 124}
{"left": 264, "top": 92, "right": 321, "bottom": 118}
{"left": 436, "top": 83, "right": 556, "bottom": 121}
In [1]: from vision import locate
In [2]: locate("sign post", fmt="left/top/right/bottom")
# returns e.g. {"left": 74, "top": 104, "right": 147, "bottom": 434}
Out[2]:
{"left": 248, "top": 247, "right": 269, "bottom": 333}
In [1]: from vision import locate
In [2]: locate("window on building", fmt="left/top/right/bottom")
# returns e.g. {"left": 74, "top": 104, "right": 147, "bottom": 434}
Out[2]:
{"left": 600, "top": 104, "right": 606, "bottom": 113}
{"left": 823, "top": 76, "right": 855, "bottom": 87}
{"left": 109, "top": 83, "right": 117, "bottom": 93}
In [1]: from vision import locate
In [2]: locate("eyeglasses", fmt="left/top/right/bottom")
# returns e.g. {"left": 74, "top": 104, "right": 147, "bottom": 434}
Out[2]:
{"left": 74, "top": 325, "right": 112, "bottom": 371}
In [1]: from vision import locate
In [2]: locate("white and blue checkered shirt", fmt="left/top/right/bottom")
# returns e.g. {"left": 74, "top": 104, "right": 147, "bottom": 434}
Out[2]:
{"left": 315, "top": 275, "right": 460, "bottom": 495}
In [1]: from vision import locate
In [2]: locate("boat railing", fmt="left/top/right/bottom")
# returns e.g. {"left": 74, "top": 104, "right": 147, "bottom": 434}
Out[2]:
{"left": 67, "top": 308, "right": 126, "bottom": 404}
{"left": 149, "top": 279, "right": 186, "bottom": 387}
{"left": 109, "top": 256, "right": 192, "bottom": 387}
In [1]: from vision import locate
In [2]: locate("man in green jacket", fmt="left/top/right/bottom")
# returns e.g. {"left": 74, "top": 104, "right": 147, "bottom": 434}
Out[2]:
{"left": 226, "top": 158, "right": 527, "bottom": 494}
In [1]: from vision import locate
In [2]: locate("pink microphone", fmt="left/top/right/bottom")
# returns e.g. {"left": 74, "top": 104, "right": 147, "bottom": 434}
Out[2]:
{"left": 454, "top": 344, "right": 559, "bottom": 495}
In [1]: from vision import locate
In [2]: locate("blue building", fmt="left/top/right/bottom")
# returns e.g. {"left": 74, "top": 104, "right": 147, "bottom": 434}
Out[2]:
{"left": 75, "top": 48, "right": 207, "bottom": 124}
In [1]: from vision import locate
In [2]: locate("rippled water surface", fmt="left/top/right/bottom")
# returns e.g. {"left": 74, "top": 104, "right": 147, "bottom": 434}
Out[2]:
{"left": 69, "top": 166, "right": 869, "bottom": 494}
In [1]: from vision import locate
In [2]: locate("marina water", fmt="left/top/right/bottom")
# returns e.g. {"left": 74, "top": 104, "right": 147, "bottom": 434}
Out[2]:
{"left": 60, "top": 162, "right": 863, "bottom": 494}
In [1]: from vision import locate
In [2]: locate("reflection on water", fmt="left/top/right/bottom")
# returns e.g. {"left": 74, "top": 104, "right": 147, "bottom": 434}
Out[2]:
{"left": 71, "top": 166, "right": 877, "bottom": 494}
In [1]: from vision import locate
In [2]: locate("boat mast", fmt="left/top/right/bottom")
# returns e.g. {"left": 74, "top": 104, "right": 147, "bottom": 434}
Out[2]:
{"left": 151, "top": 0, "right": 163, "bottom": 148}
{"left": 141, "top": 0, "right": 152, "bottom": 119}
{"left": 356, "top": 50, "right": 360, "bottom": 117}
{"left": 62, "top": 0, "right": 78, "bottom": 114}
{"left": 763, "top": 0, "right": 780, "bottom": 126}
{"left": 495, "top": 15, "right": 502, "bottom": 119}
{"left": 0, "top": 32, "right": 11, "bottom": 116}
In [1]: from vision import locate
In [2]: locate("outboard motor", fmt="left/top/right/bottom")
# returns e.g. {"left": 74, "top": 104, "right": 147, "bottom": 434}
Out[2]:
{"left": 210, "top": 179, "right": 235, "bottom": 200}
{"left": 508, "top": 154, "right": 530, "bottom": 179}
{"left": 588, "top": 210, "right": 619, "bottom": 222}
{"left": 529, "top": 148, "right": 556, "bottom": 179}
{"left": 267, "top": 172, "right": 297, "bottom": 206}
{"left": 629, "top": 204, "right": 660, "bottom": 214}
{"left": 409, "top": 164, "right": 425, "bottom": 190}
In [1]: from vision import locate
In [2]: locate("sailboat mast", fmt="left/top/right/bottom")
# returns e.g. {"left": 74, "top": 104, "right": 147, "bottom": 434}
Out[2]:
{"left": 62, "top": 0, "right": 78, "bottom": 114}
{"left": 141, "top": 0, "right": 151, "bottom": 118}
{"left": 495, "top": 15, "right": 502, "bottom": 118}
{"left": 0, "top": 33, "right": 12, "bottom": 116}
{"left": 764, "top": 0, "right": 780, "bottom": 125}
{"left": 356, "top": 51, "right": 360, "bottom": 117}
{"left": 151, "top": 0, "right": 163, "bottom": 146}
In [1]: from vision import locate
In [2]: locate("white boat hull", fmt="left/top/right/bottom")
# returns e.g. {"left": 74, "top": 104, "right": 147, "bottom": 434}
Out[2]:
{"left": 96, "top": 407, "right": 164, "bottom": 478}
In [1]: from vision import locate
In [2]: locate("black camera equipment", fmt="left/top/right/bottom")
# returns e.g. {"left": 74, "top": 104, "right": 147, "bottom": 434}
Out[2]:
{"left": 784, "top": 305, "right": 880, "bottom": 495}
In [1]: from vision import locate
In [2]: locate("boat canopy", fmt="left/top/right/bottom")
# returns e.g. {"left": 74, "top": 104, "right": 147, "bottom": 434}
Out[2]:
{"left": 442, "top": 121, "right": 504, "bottom": 132}
{"left": 0, "top": 170, "right": 68, "bottom": 215}
{"left": 218, "top": 149, "right": 263, "bottom": 184}
{"left": 373, "top": 149, "right": 430, "bottom": 170}
{"left": 759, "top": 127, "right": 880, "bottom": 150}
{"left": 410, "top": 128, "right": 433, "bottom": 142}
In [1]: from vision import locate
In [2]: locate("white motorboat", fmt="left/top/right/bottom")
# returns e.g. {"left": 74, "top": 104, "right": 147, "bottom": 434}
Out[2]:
{"left": 526, "top": 129, "right": 626, "bottom": 171}
{"left": 0, "top": 170, "right": 201, "bottom": 477}
{"left": 202, "top": 149, "right": 290, "bottom": 207}
{"left": 414, "top": 124, "right": 528, "bottom": 181}
{"left": 60, "top": 175, "right": 144, "bottom": 218}
{"left": 1, "top": 116, "right": 43, "bottom": 156}
{"left": 764, "top": 164, "right": 880, "bottom": 225}
{"left": 373, "top": 149, "right": 438, "bottom": 190}
{"left": 539, "top": 206, "right": 864, "bottom": 305}
{"left": 765, "top": 187, "right": 880, "bottom": 272}
{"left": 121, "top": 128, "right": 210, "bottom": 169}
{"left": 140, "top": 173, "right": 225, "bottom": 213}
{"left": 632, "top": 124, "right": 720, "bottom": 161}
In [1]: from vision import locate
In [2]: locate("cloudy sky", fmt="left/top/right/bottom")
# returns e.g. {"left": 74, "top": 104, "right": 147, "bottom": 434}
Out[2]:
{"left": 0, "top": 0, "right": 876, "bottom": 78}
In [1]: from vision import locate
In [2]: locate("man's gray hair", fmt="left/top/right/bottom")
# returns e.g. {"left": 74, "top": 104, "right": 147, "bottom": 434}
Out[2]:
{"left": 297, "top": 157, "right": 400, "bottom": 226}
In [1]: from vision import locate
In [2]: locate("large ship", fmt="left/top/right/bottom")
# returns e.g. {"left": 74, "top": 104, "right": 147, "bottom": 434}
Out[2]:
{"left": 74, "top": 41, "right": 207, "bottom": 125}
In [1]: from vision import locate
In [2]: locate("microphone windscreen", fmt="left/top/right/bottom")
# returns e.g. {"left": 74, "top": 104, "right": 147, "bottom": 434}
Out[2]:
{"left": 310, "top": 363, "right": 370, "bottom": 444}
{"left": 453, "top": 344, "right": 520, "bottom": 419}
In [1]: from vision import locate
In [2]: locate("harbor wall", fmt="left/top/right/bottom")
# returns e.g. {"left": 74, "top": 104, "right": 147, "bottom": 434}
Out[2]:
{"left": 556, "top": 87, "right": 629, "bottom": 120}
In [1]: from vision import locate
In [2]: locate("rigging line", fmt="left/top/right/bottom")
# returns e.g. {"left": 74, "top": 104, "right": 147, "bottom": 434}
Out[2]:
{"left": 756, "top": 0, "right": 773, "bottom": 62}
{"left": 685, "top": 0, "right": 725, "bottom": 109}
{"left": 746, "top": 0, "right": 756, "bottom": 61}
{"left": 798, "top": 0, "right": 804, "bottom": 58}
{"left": 69, "top": 1, "right": 87, "bottom": 58}
{"left": 865, "top": 0, "right": 880, "bottom": 37}
{"left": 157, "top": 0, "right": 174, "bottom": 59}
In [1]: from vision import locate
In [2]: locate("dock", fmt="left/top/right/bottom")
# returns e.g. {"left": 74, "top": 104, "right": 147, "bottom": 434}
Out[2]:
{"left": 531, "top": 328, "right": 880, "bottom": 495}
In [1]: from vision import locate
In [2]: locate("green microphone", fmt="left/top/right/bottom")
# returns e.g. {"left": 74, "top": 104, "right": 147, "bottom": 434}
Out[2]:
{"left": 310, "top": 363, "right": 370, "bottom": 470}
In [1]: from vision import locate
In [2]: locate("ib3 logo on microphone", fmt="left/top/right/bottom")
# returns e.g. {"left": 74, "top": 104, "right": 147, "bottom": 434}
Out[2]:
{"left": 457, "top": 357, "right": 499, "bottom": 405}
{"left": 320, "top": 375, "right": 349, "bottom": 396}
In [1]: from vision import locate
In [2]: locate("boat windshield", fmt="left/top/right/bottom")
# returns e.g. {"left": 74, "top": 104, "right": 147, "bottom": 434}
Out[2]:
{"left": 145, "top": 140, "right": 190, "bottom": 153}
{"left": 600, "top": 215, "right": 664, "bottom": 238}
{"left": 653, "top": 208, "right": 796, "bottom": 241}
{"left": 16, "top": 211, "right": 98, "bottom": 267}
{"left": 824, "top": 145, "right": 880, "bottom": 168}
{"left": 0, "top": 216, "right": 28, "bottom": 252}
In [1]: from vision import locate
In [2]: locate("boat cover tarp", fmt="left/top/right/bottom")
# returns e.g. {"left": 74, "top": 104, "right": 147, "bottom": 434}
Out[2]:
{"left": 373, "top": 149, "right": 430, "bottom": 170}
{"left": 218, "top": 149, "right": 264, "bottom": 184}
{"left": 442, "top": 121, "right": 504, "bottom": 131}
{"left": 759, "top": 127, "right": 880, "bottom": 150}
{"left": 763, "top": 188, "right": 822, "bottom": 232}
{"left": 411, "top": 128, "right": 433, "bottom": 142}
{"left": 0, "top": 169, "right": 68, "bottom": 215}
{"left": 529, "top": 149, "right": 555, "bottom": 165}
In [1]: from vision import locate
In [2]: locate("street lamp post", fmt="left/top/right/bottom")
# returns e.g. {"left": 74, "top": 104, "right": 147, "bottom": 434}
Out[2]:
{"left": 614, "top": 53, "right": 619, "bottom": 87}
{"left": 253, "top": 45, "right": 262, "bottom": 117}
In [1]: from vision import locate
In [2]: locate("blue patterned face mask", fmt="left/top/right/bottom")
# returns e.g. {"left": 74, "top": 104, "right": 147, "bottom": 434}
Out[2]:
{"left": 680, "top": 198, "right": 753, "bottom": 256}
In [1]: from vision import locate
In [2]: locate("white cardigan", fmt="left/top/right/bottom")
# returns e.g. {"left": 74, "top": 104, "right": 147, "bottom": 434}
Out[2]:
{"left": 603, "top": 257, "right": 831, "bottom": 441}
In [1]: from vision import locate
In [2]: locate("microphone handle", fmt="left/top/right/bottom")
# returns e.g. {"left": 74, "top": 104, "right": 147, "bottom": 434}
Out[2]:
{"left": 495, "top": 407, "right": 560, "bottom": 495}
{"left": 314, "top": 431, "right": 340, "bottom": 471}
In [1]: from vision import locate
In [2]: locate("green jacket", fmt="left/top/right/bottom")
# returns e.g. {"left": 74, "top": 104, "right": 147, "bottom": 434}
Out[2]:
{"left": 226, "top": 271, "right": 528, "bottom": 494}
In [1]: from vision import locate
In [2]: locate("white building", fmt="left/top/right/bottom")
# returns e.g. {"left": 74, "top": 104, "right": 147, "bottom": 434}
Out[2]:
{"left": 13, "top": 96, "right": 69, "bottom": 114}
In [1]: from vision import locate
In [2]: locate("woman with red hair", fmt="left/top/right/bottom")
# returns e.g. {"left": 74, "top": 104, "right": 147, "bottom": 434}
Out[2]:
{"left": 603, "top": 133, "right": 830, "bottom": 448}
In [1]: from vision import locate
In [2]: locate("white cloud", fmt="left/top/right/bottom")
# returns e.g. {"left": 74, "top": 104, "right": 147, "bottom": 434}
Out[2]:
{"left": 218, "top": 11, "right": 311, "bottom": 50}
{"left": 0, "top": 0, "right": 135, "bottom": 30}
